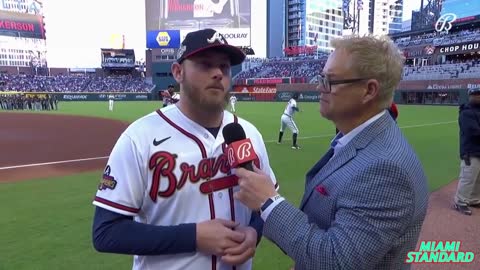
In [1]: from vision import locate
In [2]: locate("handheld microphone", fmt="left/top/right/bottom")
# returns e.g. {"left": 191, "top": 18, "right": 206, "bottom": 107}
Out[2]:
{"left": 222, "top": 122, "right": 258, "bottom": 171}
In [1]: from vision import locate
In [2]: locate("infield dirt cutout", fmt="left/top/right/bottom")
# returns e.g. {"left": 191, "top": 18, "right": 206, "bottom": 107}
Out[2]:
{"left": 0, "top": 112, "right": 128, "bottom": 182}
{"left": 0, "top": 112, "right": 478, "bottom": 269}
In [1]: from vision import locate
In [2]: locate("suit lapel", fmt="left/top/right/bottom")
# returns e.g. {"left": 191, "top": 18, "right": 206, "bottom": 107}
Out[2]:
{"left": 299, "top": 113, "right": 393, "bottom": 209}
{"left": 300, "top": 144, "right": 357, "bottom": 209}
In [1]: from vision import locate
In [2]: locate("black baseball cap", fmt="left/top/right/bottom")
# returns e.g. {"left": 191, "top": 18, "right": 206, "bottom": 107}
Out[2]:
{"left": 468, "top": 88, "right": 480, "bottom": 95}
{"left": 176, "top": 28, "right": 246, "bottom": 66}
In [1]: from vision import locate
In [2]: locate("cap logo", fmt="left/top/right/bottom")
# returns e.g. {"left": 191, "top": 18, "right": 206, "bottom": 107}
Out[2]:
{"left": 177, "top": 45, "right": 186, "bottom": 59}
{"left": 207, "top": 31, "right": 227, "bottom": 44}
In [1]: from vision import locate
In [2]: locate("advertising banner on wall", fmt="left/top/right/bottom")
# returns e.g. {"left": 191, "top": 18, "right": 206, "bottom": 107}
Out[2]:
{"left": 436, "top": 41, "right": 480, "bottom": 55}
{"left": 398, "top": 78, "right": 480, "bottom": 90}
{"left": 146, "top": 30, "right": 181, "bottom": 48}
{"left": 146, "top": 0, "right": 252, "bottom": 46}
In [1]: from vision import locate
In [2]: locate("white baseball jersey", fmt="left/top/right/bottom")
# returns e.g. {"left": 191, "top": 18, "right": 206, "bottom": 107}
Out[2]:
{"left": 171, "top": 93, "right": 180, "bottom": 102}
{"left": 283, "top": 98, "right": 297, "bottom": 117}
{"left": 93, "top": 105, "right": 277, "bottom": 270}
{"left": 230, "top": 96, "right": 237, "bottom": 104}
{"left": 108, "top": 95, "right": 114, "bottom": 100}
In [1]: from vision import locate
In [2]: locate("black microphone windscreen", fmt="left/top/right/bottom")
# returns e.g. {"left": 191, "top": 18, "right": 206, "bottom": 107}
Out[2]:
{"left": 223, "top": 122, "right": 246, "bottom": 144}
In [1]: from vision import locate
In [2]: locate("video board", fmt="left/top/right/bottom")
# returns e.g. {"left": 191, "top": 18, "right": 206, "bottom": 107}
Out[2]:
{"left": 101, "top": 49, "right": 136, "bottom": 69}
{"left": 0, "top": 10, "right": 45, "bottom": 39}
{"left": 145, "top": 0, "right": 251, "bottom": 47}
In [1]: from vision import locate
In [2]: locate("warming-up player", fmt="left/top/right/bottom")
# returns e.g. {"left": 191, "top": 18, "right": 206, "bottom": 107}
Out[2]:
{"left": 161, "top": 85, "right": 174, "bottom": 107}
{"left": 108, "top": 94, "right": 115, "bottom": 111}
{"left": 229, "top": 93, "right": 237, "bottom": 113}
{"left": 91, "top": 28, "right": 278, "bottom": 270}
{"left": 277, "top": 92, "right": 301, "bottom": 149}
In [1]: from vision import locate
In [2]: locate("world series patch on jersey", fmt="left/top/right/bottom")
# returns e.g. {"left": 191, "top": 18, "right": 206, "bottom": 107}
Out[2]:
{"left": 92, "top": 105, "right": 277, "bottom": 270}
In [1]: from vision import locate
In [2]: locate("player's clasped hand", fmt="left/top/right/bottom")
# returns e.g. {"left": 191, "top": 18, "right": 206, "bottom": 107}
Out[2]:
{"left": 221, "top": 226, "right": 257, "bottom": 265}
{"left": 196, "top": 219, "right": 245, "bottom": 256}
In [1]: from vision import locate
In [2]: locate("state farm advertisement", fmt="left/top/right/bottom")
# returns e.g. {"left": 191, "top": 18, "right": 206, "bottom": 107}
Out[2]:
{"left": 232, "top": 85, "right": 276, "bottom": 93}
{"left": 232, "top": 85, "right": 276, "bottom": 101}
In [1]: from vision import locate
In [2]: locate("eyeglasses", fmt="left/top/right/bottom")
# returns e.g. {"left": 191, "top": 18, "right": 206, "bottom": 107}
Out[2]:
{"left": 317, "top": 74, "right": 369, "bottom": 93}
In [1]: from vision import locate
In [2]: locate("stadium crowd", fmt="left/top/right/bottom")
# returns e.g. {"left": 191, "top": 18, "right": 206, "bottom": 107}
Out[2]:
{"left": 0, "top": 74, "right": 153, "bottom": 92}
{"left": 236, "top": 57, "right": 327, "bottom": 81}
{"left": 394, "top": 28, "right": 480, "bottom": 48}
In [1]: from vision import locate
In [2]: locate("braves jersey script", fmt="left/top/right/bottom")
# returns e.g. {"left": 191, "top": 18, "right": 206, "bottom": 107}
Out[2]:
{"left": 229, "top": 96, "right": 237, "bottom": 104}
{"left": 93, "top": 105, "right": 277, "bottom": 270}
{"left": 283, "top": 98, "right": 297, "bottom": 117}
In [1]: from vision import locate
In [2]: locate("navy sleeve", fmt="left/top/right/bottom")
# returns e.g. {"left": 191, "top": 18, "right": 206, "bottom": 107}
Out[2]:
{"left": 92, "top": 207, "right": 196, "bottom": 255}
{"left": 292, "top": 107, "right": 300, "bottom": 112}
{"left": 461, "top": 110, "right": 480, "bottom": 136}
{"left": 248, "top": 211, "right": 264, "bottom": 246}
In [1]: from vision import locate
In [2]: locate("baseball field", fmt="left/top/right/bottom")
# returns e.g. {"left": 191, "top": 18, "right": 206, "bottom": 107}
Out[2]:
{"left": 0, "top": 101, "right": 477, "bottom": 270}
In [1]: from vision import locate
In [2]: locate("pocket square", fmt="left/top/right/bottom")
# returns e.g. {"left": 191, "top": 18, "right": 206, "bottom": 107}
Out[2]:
{"left": 315, "top": 185, "right": 328, "bottom": 196}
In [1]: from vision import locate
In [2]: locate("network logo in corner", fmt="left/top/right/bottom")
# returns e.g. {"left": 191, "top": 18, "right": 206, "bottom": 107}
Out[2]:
{"left": 406, "top": 241, "right": 475, "bottom": 264}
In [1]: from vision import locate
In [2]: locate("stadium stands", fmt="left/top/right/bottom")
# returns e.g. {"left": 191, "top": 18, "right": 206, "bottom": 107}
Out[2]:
{"left": 0, "top": 74, "right": 154, "bottom": 92}
{"left": 235, "top": 55, "right": 327, "bottom": 83}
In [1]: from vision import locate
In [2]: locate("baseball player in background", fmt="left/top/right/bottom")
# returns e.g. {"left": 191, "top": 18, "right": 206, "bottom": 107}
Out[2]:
{"left": 161, "top": 85, "right": 174, "bottom": 107}
{"left": 91, "top": 28, "right": 278, "bottom": 270}
{"left": 278, "top": 92, "right": 301, "bottom": 149}
{"left": 108, "top": 94, "right": 114, "bottom": 111}
{"left": 170, "top": 90, "right": 180, "bottom": 104}
{"left": 229, "top": 93, "right": 237, "bottom": 113}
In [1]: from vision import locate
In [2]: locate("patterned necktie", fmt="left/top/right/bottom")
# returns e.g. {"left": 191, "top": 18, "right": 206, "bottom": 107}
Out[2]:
{"left": 331, "top": 133, "right": 343, "bottom": 148}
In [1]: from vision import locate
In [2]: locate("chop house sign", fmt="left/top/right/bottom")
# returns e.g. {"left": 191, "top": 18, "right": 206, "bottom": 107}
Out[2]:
{"left": 439, "top": 42, "right": 480, "bottom": 54}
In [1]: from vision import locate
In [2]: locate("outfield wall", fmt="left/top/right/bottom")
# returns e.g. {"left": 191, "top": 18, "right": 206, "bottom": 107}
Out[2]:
{"left": 1, "top": 92, "right": 152, "bottom": 101}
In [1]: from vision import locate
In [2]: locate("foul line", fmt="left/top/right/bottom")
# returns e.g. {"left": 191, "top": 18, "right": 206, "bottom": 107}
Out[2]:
{"left": 0, "top": 120, "right": 456, "bottom": 170}
{"left": 0, "top": 156, "right": 109, "bottom": 170}
{"left": 264, "top": 120, "right": 456, "bottom": 143}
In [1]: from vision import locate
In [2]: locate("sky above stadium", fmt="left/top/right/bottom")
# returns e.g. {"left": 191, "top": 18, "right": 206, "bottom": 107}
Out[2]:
{"left": 43, "top": 0, "right": 418, "bottom": 68}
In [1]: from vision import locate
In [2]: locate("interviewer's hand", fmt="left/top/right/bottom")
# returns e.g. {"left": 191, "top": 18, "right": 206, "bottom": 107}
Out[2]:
{"left": 221, "top": 226, "right": 257, "bottom": 265}
{"left": 234, "top": 166, "right": 278, "bottom": 211}
{"left": 196, "top": 219, "right": 245, "bottom": 256}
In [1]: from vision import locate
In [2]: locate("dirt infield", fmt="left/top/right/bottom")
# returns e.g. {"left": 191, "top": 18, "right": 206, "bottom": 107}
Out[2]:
{"left": 0, "top": 112, "right": 128, "bottom": 182}
{"left": 412, "top": 180, "right": 480, "bottom": 270}
{"left": 0, "top": 112, "right": 478, "bottom": 268}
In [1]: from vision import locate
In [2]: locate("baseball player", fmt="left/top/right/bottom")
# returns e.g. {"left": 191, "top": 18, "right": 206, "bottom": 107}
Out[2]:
{"left": 161, "top": 85, "right": 174, "bottom": 107}
{"left": 108, "top": 94, "right": 115, "bottom": 111}
{"left": 92, "top": 28, "right": 278, "bottom": 270}
{"left": 170, "top": 91, "right": 180, "bottom": 104}
{"left": 229, "top": 94, "right": 237, "bottom": 113}
{"left": 277, "top": 92, "right": 301, "bottom": 149}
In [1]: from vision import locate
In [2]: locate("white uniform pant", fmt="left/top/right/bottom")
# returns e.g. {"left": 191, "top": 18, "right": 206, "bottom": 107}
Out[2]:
{"left": 230, "top": 102, "right": 236, "bottom": 112}
{"left": 280, "top": 114, "right": 298, "bottom": 134}
{"left": 109, "top": 99, "right": 114, "bottom": 111}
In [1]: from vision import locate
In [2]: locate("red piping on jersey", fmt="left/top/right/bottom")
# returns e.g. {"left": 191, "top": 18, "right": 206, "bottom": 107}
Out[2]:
{"left": 231, "top": 115, "right": 238, "bottom": 270}
{"left": 157, "top": 109, "right": 224, "bottom": 270}
{"left": 94, "top": 196, "right": 140, "bottom": 214}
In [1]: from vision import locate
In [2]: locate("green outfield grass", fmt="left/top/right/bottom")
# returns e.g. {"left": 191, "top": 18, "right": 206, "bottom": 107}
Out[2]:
{"left": 0, "top": 101, "right": 459, "bottom": 270}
